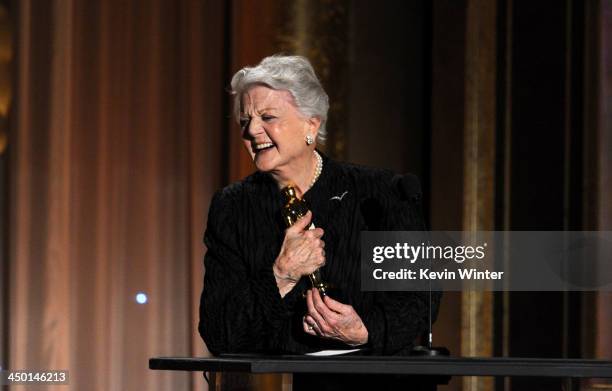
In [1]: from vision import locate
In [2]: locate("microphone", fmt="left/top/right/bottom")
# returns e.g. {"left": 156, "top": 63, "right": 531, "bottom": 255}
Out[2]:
{"left": 394, "top": 174, "right": 449, "bottom": 357}
{"left": 393, "top": 173, "right": 422, "bottom": 204}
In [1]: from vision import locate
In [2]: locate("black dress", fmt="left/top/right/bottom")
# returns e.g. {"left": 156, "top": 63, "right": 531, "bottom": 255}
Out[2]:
{"left": 199, "top": 153, "right": 441, "bottom": 389}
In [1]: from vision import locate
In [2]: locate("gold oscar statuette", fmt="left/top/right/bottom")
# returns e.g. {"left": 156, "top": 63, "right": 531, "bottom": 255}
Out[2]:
{"left": 281, "top": 185, "right": 329, "bottom": 296}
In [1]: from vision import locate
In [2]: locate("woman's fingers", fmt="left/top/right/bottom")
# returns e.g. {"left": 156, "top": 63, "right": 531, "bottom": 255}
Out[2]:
{"left": 323, "top": 295, "right": 351, "bottom": 314}
{"left": 289, "top": 210, "right": 313, "bottom": 233}
{"left": 312, "top": 288, "right": 339, "bottom": 322}
{"left": 307, "top": 289, "right": 340, "bottom": 336}
{"left": 303, "top": 227, "right": 324, "bottom": 240}
{"left": 315, "top": 247, "right": 325, "bottom": 269}
{"left": 306, "top": 290, "right": 332, "bottom": 333}
{"left": 303, "top": 315, "right": 317, "bottom": 335}
{"left": 303, "top": 237, "right": 325, "bottom": 272}
{"left": 276, "top": 219, "right": 326, "bottom": 279}
{"left": 303, "top": 314, "right": 322, "bottom": 335}
{"left": 304, "top": 290, "right": 369, "bottom": 345}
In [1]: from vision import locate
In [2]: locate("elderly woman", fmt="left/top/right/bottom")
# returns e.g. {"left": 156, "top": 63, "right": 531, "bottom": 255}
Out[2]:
{"left": 199, "top": 55, "right": 439, "bottom": 388}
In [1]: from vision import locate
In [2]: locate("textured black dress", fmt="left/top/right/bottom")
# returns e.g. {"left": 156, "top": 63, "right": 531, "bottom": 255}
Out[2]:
{"left": 198, "top": 153, "right": 440, "bottom": 389}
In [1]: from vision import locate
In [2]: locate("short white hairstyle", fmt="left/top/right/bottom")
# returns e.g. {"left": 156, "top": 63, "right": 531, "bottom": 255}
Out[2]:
{"left": 230, "top": 54, "right": 330, "bottom": 143}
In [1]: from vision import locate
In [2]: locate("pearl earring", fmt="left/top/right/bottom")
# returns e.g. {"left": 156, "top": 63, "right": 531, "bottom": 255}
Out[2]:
{"left": 305, "top": 135, "right": 314, "bottom": 145}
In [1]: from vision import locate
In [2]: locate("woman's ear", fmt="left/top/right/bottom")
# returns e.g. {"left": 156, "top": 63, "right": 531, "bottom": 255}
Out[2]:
{"left": 307, "top": 116, "right": 321, "bottom": 135}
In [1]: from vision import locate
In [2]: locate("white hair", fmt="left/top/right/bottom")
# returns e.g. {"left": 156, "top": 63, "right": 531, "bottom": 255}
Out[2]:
{"left": 230, "top": 54, "right": 330, "bottom": 143}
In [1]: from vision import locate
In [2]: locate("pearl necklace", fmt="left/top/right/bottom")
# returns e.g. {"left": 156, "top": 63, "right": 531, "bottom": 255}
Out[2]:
{"left": 310, "top": 150, "right": 323, "bottom": 189}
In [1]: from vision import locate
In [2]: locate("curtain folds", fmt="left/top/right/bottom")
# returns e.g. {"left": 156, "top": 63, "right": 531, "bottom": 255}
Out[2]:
{"left": 9, "top": 1, "right": 224, "bottom": 390}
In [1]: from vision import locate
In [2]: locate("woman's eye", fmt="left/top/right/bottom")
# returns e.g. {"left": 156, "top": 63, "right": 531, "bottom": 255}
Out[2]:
{"left": 262, "top": 115, "right": 276, "bottom": 122}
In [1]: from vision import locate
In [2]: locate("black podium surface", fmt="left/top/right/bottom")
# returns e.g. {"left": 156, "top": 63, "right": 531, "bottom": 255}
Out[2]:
{"left": 149, "top": 355, "right": 612, "bottom": 378}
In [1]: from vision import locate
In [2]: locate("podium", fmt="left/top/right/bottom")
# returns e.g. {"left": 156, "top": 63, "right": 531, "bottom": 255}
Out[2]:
{"left": 149, "top": 355, "right": 612, "bottom": 390}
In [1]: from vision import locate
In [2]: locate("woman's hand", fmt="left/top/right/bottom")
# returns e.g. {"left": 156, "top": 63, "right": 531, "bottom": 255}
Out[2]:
{"left": 273, "top": 211, "right": 325, "bottom": 297}
{"left": 303, "top": 289, "right": 369, "bottom": 346}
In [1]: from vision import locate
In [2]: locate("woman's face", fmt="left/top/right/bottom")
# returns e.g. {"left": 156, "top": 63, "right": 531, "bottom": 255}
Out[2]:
{"left": 240, "top": 85, "right": 317, "bottom": 174}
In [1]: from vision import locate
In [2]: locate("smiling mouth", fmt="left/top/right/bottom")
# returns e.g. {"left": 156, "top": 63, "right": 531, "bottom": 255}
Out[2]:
{"left": 253, "top": 142, "right": 276, "bottom": 153}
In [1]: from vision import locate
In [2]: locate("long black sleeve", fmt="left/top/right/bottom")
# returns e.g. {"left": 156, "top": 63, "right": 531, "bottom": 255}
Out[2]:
{"left": 198, "top": 190, "right": 292, "bottom": 355}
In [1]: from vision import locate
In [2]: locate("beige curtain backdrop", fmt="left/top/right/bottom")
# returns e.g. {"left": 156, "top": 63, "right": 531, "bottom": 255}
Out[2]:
{"left": 9, "top": 1, "right": 225, "bottom": 390}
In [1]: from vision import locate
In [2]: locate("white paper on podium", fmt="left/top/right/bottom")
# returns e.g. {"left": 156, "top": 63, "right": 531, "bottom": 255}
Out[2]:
{"left": 305, "top": 349, "right": 362, "bottom": 356}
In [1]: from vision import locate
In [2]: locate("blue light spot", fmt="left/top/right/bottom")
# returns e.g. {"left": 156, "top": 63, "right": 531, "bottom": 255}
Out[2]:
{"left": 136, "top": 292, "right": 148, "bottom": 304}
